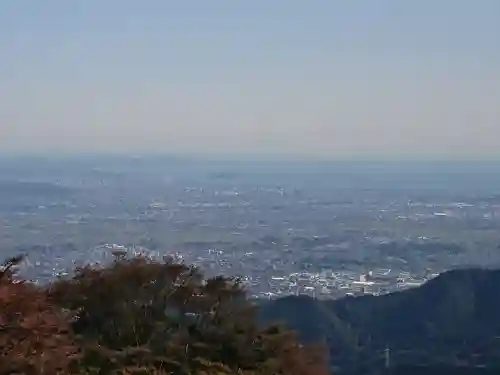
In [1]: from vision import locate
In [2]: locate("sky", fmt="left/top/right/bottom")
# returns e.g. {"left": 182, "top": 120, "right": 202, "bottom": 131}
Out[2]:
{"left": 0, "top": 1, "right": 499, "bottom": 159}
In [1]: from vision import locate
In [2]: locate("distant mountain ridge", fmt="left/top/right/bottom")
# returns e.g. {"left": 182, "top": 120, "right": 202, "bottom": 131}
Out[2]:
{"left": 0, "top": 180, "right": 74, "bottom": 196}
{"left": 259, "top": 268, "right": 500, "bottom": 373}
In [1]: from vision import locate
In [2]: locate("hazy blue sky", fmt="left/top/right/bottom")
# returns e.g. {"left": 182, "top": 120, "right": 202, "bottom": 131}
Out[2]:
{"left": 1, "top": 1, "right": 499, "bottom": 159}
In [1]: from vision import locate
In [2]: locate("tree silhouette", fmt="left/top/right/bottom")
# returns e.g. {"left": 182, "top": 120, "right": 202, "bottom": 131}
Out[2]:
{"left": 45, "top": 253, "right": 329, "bottom": 375}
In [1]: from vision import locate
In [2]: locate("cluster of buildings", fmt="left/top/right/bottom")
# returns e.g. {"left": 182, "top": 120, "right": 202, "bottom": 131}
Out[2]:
{"left": 15, "top": 239, "right": 442, "bottom": 301}
{"left": 248, "top": 268, "right": 440, "bottom": 300}
{"left": 6, "top": 178, "right": 500, "bottom": 301}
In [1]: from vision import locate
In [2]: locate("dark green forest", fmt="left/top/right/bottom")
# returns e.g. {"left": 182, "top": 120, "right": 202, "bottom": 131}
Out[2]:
{"left": 261, "top": 268, "right": 500, "bottom": 374}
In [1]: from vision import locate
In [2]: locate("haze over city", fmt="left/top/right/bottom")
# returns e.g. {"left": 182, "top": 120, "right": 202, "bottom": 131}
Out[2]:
{"left": 4, "top": 3, "right": 500, "bottom": 374}
{"left": 1, "top": 1, "right": 499, "bottom": 159}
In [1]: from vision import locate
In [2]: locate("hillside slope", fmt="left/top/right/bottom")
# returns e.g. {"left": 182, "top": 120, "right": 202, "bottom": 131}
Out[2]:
{"left": 260, "top": 268, "right": 500, "bottom": 372}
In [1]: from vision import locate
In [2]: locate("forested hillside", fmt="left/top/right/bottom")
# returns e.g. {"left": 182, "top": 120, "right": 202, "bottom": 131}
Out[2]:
{"left": 261, "top": 268, "right": 500, "bottom": 373}
{"left": 0, "top": 254, "right": 328, "bottom": 375}
{"left": 4, "top": 251, "right": 500, "bottom": 375}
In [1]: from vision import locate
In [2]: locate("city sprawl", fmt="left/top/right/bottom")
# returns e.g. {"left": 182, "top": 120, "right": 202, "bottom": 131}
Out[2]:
{"left": 2, "top": 157, "right": 500, "bottom": 300}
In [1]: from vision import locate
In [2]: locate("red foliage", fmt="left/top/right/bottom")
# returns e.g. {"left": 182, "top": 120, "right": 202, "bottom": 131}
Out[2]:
{"left": 0, "top": 257, "right": 79, "bottom": 375}
{"left": 0, "top": 255, "right": 330, "bottom": 375}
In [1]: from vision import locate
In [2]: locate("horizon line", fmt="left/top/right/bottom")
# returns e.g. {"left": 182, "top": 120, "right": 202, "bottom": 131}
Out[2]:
{"left": 1, "top": 151, "right": 500, "bottom": 164}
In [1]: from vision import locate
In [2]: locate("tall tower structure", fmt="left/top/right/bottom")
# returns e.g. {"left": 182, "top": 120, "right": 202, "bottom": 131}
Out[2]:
{"left": 384, "top": 346, "right": 391, "bottom": 369}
